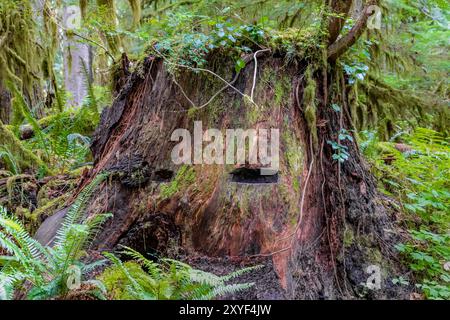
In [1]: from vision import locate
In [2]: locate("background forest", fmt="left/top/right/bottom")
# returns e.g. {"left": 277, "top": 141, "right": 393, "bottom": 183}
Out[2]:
{"left": 0, "top": 0, "right": 448, "bottom": 300}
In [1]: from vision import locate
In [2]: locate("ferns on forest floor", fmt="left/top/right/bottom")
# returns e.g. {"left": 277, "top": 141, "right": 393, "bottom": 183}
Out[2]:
{"left": 361, "top": 127, "right": 450, "bottom": 299}
{"left": 2, "top": 74, "right": 103, "bottom": 175}
{"left": 100, "top": 246, "right": 260, "bottom": 300}
{"left": 21, "top": 104, "right": 98, "bottom": 173}
{"left": 0, "top": 173, "right": 110, "bottom": 300}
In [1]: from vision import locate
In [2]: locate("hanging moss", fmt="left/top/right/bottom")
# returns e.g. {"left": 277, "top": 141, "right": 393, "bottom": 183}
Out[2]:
{"left": 353, "top": 74, "right": 449, "bottom": 137}
{"left": 96, "top": 0, "right": 123, "bottom": 56}
{"left": 79, "top": 0, "right": 88, "bottom": 18}
{"left": 128, "top": 0, "right": 141, "bottom": 27}
{"left": 0, "top": 1, "right": 50, "bottom": 108}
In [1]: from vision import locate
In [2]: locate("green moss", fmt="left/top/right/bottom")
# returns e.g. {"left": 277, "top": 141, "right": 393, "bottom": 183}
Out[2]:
{"left": 69, "top": 165, "right": 92, "bottom": 178}
{"left": 283, "top": 130, "right": 303, "bottom": 176}
{"left": 343, "top": 226, "right": 355, "bottom": 247}
{"left": 244, "top": 95, "right": 261, "bottom": 124}
{"left": 160, "top": 165, "right": 196, "bottom": 199}
{"left": 37, "top": 178, "right": 75, "bottom": 207}
{"left": 260, "top": 68, "right": 276, "bottom": 87}
{"left": 0, "top": 121, "right": 48, "bottom": 173}
{"left": 15, "top": 206, "right": 32, "bottom": 220}
{"left": 0, "top": 170, "right": 12, "bottom": 179}
{"left": 367, "top": 247, "right": 383, "bottom": 265}
{"left": 274, "top": 75, "right": 291, "bottom": 107}
{"left": 268, "top": 27, "right": 319, "bottom": 59}
{"left": 32, "top": 194, "right": 68, "bottom": 222}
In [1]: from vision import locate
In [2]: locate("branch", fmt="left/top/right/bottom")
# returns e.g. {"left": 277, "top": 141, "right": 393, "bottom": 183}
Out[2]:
{"left": 250, "top": 49, "right": 271, "bottom": 102}
{"left": 143, "top": 1, "right": 198, "bottom": 19}
{"left": 327, "top": 0, "right": 353, "bottom": 45}
{"left": 327, "top": 0, "right": 378, "bottom": 61}
{"left": 72, "top": 31, "right": 116, "bottom": 63}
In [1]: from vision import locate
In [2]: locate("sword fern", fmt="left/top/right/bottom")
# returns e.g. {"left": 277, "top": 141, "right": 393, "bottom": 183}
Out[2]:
{"left": 0, "top": 173, "right": 111, "bottom": 300}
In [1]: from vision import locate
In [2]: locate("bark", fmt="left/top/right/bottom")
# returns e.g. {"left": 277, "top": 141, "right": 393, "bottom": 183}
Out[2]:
{"left": 62, "top": 6, "right": 91, "bottom": 108}
{"left": 35, "top": 52, "right": 410, "bottom": 299}
{"left": 0, "top": 83, "right": 11, "bottom": 124}
{"left": 328, "top": 0, "right": 378, "bottom": 61}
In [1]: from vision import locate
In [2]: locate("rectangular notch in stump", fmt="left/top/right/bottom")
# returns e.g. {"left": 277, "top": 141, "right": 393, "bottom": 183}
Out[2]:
{"left": 230, "top": 167, "right": 278, "bottom": 184}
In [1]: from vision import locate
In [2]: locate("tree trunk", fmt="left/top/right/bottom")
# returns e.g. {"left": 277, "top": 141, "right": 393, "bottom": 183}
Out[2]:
{"left": 35, "top": 51, "right": 409, "bottom": 299}
{"left": 0, "top": 83, "right": 11, "bottom": 124}
{"left": 62, "top": 6, "right": 91, "bottom": 108}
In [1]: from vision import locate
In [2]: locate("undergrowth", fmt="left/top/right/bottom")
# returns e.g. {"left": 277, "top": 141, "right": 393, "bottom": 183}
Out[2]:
{"left": 100, "top": 246, "right": 259, "bottom": 300}
{"left": 0, "top": 173, "right": 110, "bottom": 300}
{"left": 361, "top": 127, "right": 450, "bottom": 299}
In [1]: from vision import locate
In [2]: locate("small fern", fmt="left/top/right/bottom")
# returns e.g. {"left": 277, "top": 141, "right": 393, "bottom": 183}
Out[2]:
{"left": 100, "top": 246, "right": 259, "bottom": 300}
{"left": 55, "top": 173, "right": 109, "bottom": 248}
{"left": 361, "top": 128, "right": 450, "bottom": 299}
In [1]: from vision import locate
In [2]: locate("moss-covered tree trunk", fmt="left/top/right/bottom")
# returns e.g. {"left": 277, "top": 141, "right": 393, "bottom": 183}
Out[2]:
{"left": 0, "top": 84, "right": 11, "bottom": 123}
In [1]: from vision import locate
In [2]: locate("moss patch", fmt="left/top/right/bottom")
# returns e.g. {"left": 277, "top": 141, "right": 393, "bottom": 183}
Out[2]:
{"left": 0, "top": 121, "right": 48, "bottom": 173}
{"left": 160, "top": 165, "right": 196, "bottom": 199}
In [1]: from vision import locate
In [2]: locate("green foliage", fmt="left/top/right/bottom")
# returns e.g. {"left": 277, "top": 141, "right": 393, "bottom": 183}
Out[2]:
{"left": 383, "top": 0, "right": 449, "bottom": 93}
{"left": 0, "top": 146, "right": 19, "bottom": 175}
{"left": 160, "top": 165, "right": 196, "bottom": 199}
{"left": 4, "top": 80, "right": 99, "bottom": 173}
{"left": 328, "top": 127, "right": 354, "bottom": 164}
{"left": 361, "top": 127, "right": 450, "bottom": 299}
{"left": 340, "top": 1, "right": 449, "bottom": 138}
{"left": 151, "top": 13, "right": 267, "bottom": 70}
{"left": 100, "top": 246, "right": 259, "bottom": 300}
{"left": 21, "top": 105, "right": 98, "bottom": 172}
{"left": 0, "top": 173, "right": 110, "bottom": 300}
{"left": 0, "top": 0, "right": 49, "bottom": 98}
{"left": 327, "top": 140, "right": 350, "bottom": 163}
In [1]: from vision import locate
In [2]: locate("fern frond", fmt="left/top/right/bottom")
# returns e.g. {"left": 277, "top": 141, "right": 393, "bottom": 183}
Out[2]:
{"left": 54, "top": 173, "right": 108, "bottom": 248}
{"left": 84, "top": 212, "right": 113, "bottom": 244}
{"left": 0, "top": 147, "right": 20, "bottom": 174}
{"left": 103, "top": 252, "right": 152, "bottom": 300}
{"left": 85, "top": 279, "right": 108, "bottom": 300}
{"left": 120, "top": 246, "right": 161, "bottom": 278}
{"left": 219, "top": 265, "right": 263, "bottom": 282}
{"left": 0, "top": 272, "right": 27, "bottom": 300}
{"left": 80, "top": 58, "right": 97, "bottom": 113}
{"left": 195, "top": 282, "right": 255, "bottom": 300}
{"left": 0, "top": 209, "right": 47, "bottom": 261}
{"left": 81, "top": 259, "right": 108, "bottom": 274}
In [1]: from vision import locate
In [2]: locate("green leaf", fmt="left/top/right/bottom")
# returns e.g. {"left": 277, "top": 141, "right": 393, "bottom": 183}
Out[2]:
{"left": 235, "top": 58, "right": 246, "bottom": 73}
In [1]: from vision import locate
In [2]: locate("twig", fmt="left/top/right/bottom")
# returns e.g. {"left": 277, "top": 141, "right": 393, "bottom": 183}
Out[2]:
{"left": 71, "top": 31, "right": 116, "bottom": 63}
{"left": 250, "top": 49, "right": 271, "bottom": 102}
{"left": 153, "top": 46, "right": 267, "bottom": 110}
